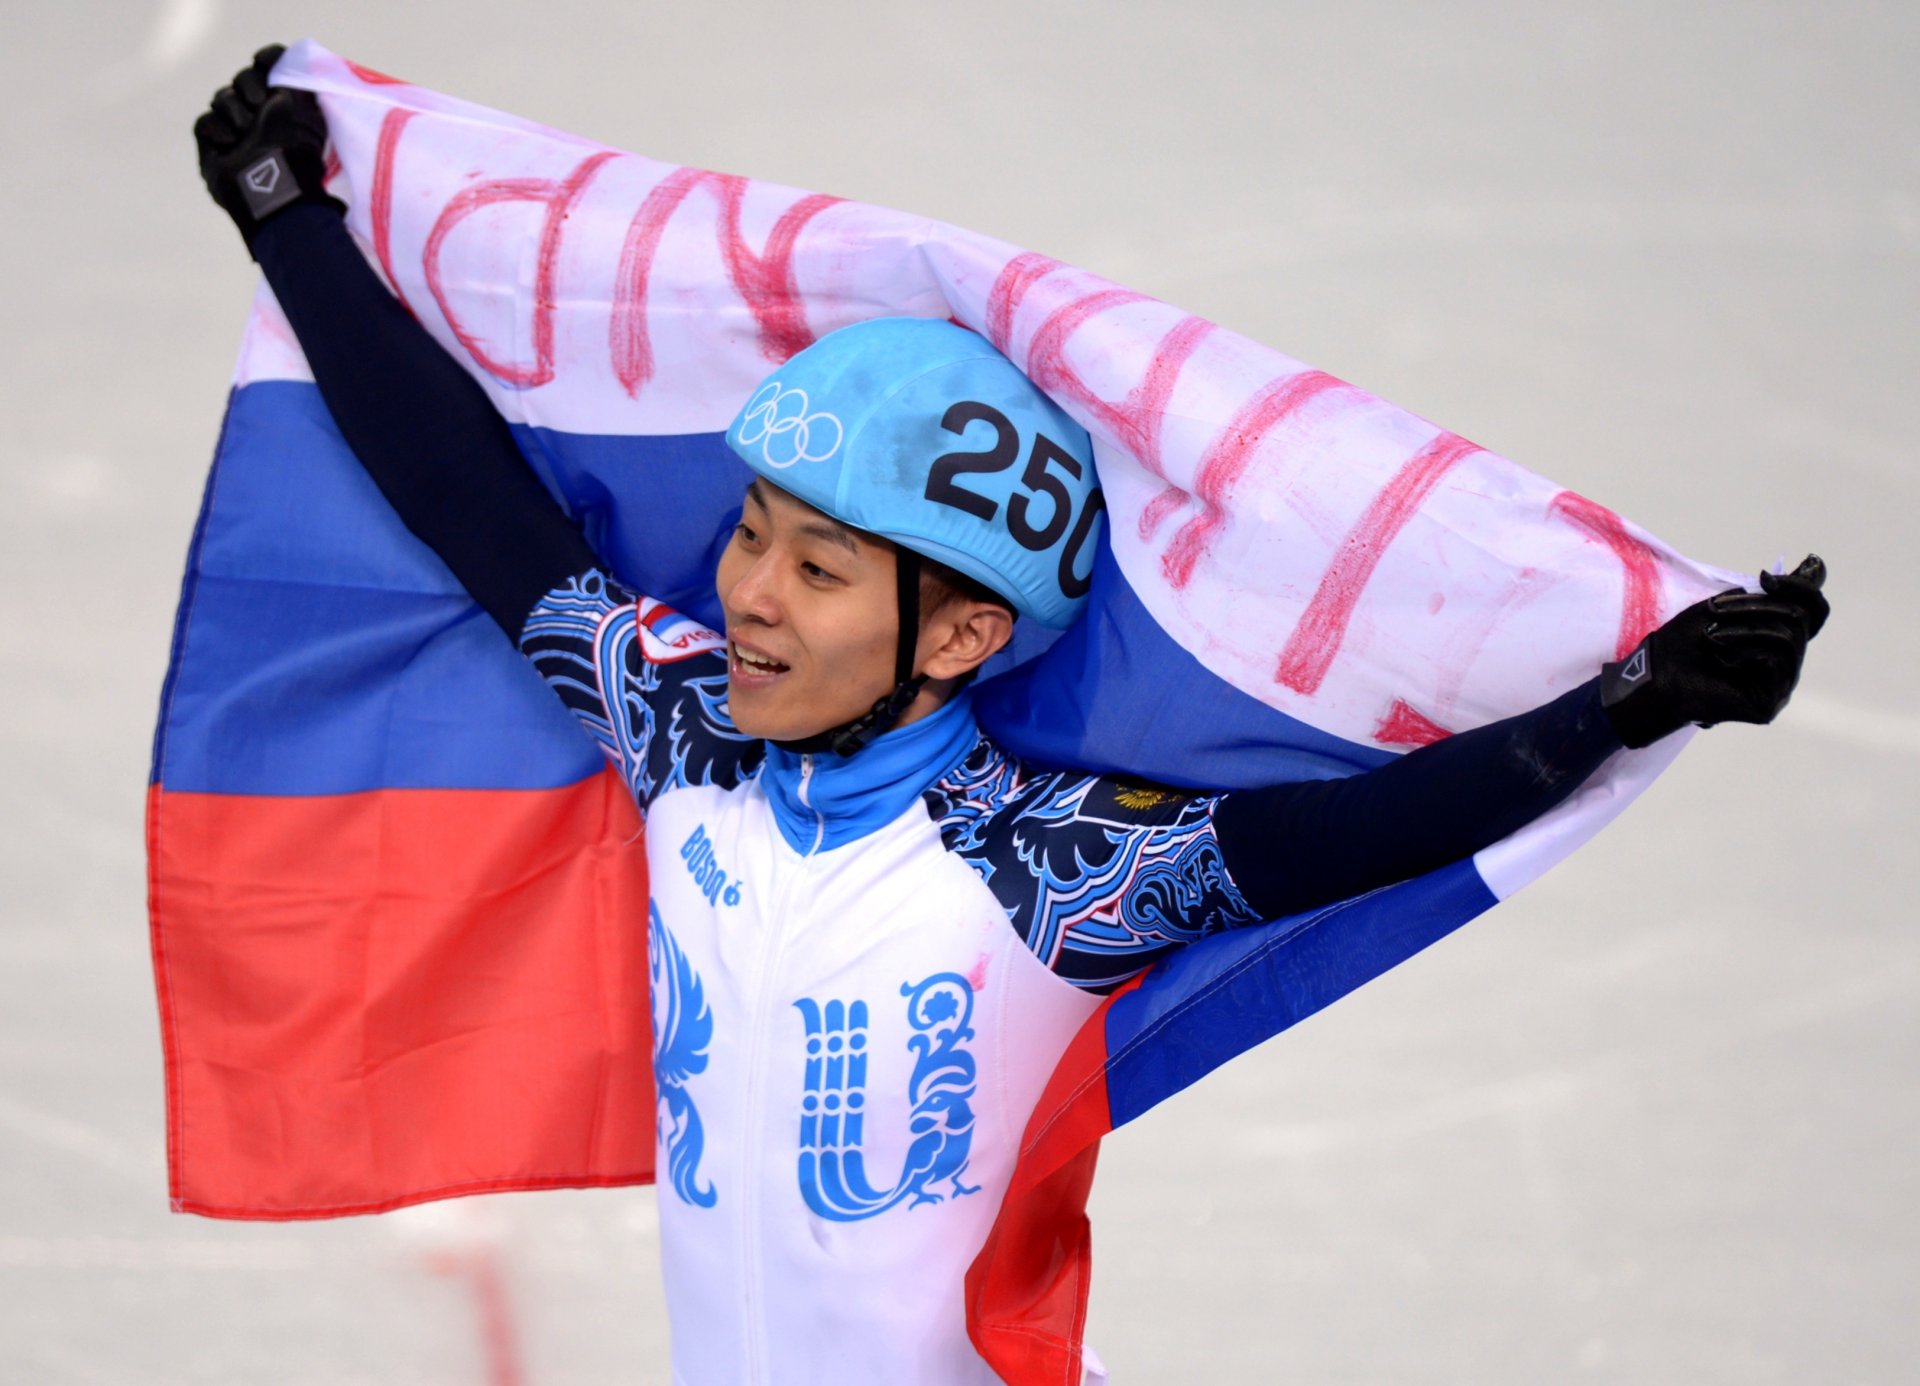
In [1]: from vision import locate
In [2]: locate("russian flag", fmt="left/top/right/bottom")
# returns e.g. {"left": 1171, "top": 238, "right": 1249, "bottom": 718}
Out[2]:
{"left": 149, "top": 41, "right": 1740, "bottom": 1381}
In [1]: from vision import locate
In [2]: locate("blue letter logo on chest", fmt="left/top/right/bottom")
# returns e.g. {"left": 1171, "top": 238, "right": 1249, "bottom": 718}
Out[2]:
{"left": 679, "top": 823, "right": 742, "bottom": 907}
{"left": 794, "top": 973, "right": 981, "bottom": 1221}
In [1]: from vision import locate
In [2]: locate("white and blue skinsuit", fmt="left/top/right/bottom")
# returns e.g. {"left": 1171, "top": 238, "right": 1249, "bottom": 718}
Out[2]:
{"left": 251, "top": 203, "right": 1628, "bottom": 1385}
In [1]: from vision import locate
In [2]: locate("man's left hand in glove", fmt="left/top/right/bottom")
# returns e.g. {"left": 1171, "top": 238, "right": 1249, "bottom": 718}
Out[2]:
{"left": 1600, "top": 553, "right": 1830, "bottom": 749}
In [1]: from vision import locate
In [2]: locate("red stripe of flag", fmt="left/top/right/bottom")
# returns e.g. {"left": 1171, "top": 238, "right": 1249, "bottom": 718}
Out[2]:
{"left": 148, "top": 771, "right": 656, "bottom": 1218}
{"left": 966, "top": 973, "right": 1144, "bottom": 1384}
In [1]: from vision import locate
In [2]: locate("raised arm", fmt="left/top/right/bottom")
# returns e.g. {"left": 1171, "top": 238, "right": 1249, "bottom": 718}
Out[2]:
{"left": 193, "top": 48, "right": 760, "bottom": 806}
{"left": 1214, "top": 561, "right": 1830, "bottom": 921}
{"left": 1212, "top": 676, "right": 1621, "bottom": 920}
{"left": 944, "top": 560, "right": 1828, "bottom": 993}
{"left": 194, "top": 46, "right": 599, "bottom": 639}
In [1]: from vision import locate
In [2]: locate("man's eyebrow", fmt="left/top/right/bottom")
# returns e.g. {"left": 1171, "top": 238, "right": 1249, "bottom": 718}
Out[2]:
{"left": 743, "top": 477, "right": 865, "bottom": 557}
{"left": 796, "top": 517, "right": 864, "bottom": 557}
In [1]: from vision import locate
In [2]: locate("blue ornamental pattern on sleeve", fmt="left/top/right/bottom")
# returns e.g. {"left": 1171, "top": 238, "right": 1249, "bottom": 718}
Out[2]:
{"left": 794, "top": 973, "right": 980, "bottom": 1221}
{"left": 925, "top": 739, "right": 1263, "bottom": 992}
{"left": 650, "top": 902, "right": 718, "bottom": 1209}
{"left": 518, "top": 571, "right": 761, "bottom": 810}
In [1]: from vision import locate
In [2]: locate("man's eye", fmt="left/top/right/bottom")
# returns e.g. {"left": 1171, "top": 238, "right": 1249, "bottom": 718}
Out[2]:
{"left": 735, "top": 523, "right": 759, "bottom": 544}
{"left": 802, "top": 562, "right": 838, "bottom": 582}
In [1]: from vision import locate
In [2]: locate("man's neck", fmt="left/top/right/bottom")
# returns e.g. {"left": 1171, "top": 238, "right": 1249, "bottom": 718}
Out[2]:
{"left": 890, "top": 675, "right": 963, "bottom": 732}
{"left": 757, "top": 691, "right": 982, "bottom": 853}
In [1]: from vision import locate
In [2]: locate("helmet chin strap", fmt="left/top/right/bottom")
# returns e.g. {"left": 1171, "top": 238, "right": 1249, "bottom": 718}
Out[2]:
{"left": 774, "top": 549, "right": 928, "bottom": 758}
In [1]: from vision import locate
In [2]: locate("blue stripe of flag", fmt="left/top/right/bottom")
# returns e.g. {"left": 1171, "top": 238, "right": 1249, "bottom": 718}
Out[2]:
{"left": 157, "top": 380, "right": 1400, "bottom": 798}
{"left": 1102, "top": 858, "right": 1497, "bottom": 1125}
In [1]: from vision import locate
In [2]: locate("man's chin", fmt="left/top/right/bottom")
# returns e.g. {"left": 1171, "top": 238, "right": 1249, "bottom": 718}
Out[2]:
{"left": 725, "top": 681, "right": 867, "bottom": 745}
{"left": 725, "top": 683, "right": 813, "bottom": 743}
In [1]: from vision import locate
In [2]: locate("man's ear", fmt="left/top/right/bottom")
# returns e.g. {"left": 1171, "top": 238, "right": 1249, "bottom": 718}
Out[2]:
{"left": 919, "top": 602, "right": 1015, "bottom": 681}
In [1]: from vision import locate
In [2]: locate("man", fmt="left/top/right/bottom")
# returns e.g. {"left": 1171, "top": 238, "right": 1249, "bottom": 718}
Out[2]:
{"left": 194, "top": 47, "right": 1827, "bottom": 1385}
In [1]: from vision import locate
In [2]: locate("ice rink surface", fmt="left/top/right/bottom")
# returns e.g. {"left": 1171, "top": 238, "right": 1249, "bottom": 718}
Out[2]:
{"left": 3, "top": 2, "right": 1915, "bottom": 1381}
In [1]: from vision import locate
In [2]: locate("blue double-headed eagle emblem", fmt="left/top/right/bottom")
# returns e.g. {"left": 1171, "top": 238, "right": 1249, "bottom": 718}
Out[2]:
{"left": 649, "top": 903, "right": 717, "bottom": 1208}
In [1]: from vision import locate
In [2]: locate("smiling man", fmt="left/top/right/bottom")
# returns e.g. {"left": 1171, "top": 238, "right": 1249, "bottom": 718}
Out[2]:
{"left": 194, "top": 49, "right": 1828, "bottom": 1386}
{"left": 717, "top": 473, "right": 1015, "bottom": 746}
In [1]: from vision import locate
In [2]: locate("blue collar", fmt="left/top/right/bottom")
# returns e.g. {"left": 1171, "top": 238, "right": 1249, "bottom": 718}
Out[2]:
{"left": 759, "top": 691, "right": 981, "bottom": 854}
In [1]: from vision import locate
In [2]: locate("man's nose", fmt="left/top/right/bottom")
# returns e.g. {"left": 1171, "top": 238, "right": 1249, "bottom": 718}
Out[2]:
{"left": 724, "top": 551, "right": 782, "bottom": 625}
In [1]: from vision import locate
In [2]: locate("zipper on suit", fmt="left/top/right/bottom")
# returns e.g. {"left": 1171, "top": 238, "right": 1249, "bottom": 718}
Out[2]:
{"left": 797, "top": 753, "right": 825, "bottom": 852}
{"left": 740, "top": 756, "right": 826, "bottom": 1382}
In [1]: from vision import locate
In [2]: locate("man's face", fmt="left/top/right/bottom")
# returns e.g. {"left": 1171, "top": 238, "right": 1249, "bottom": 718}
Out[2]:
{"left": 715, "top": 479, "right": 902, "bottom": 741}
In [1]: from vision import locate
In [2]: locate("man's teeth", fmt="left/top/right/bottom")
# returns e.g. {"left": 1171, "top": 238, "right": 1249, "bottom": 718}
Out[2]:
{"left": 734, "top": 644, "right": 788, "bottom": 674}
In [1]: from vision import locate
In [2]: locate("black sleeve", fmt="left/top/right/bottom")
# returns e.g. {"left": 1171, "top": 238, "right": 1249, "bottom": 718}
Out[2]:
{"left": 248, "top": 202, "right": 600, "bottom": 639}
{"left": 1212, "top": 678, "right": 1624, "bottom": 920}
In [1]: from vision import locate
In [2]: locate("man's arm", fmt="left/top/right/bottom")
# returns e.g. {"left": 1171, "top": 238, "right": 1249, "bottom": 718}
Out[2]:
{"left": 1212, "top": 676, "right": 1619, "bottom": 921}
{"left": 945, "top": 563, "right": 1827, "bottom": 993}
{"left": 1216, "top": 562, "right": 1829, "bottom": 921}
{"left": 250, "top": 202, "right": 601, "bottom": 639}
{"left": 936, "top": 680, "right": 1621, "bottom": 992}
{"left": 194, "top": 49, "right": 761, "bottom": 806}
{"left": 197, "top": 47, "right": 598, "bottom": 639}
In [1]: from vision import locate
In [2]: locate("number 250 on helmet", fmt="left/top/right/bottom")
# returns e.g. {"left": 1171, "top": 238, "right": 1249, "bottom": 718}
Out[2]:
{"left": 726, "top": 316, "right": 1105, "bottom": 629}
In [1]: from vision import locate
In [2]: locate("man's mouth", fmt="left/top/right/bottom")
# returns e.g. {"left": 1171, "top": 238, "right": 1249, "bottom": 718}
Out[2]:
{"left": 729, "top": 640, "right": 791, "bottom": 680}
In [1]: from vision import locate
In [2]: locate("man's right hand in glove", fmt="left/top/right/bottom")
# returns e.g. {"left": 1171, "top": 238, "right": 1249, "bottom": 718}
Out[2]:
{"left": 194, "top": 44, "right": 341, "bottom": 253}
{"left": 1600, "top": 554, "right": 1830, "bottom": 748}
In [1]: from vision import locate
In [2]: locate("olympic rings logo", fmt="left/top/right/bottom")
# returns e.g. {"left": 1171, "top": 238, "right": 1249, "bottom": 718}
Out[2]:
{"left": 734, "top": 381, "right": 844, "bottom": 469}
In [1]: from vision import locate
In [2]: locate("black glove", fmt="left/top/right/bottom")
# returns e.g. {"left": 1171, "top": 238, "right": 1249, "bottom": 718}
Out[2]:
{"left": 194, "top": 45, "right": 341, "bottom": 250}
{"left": 1600, "top": 554, "right": 1829, "bottom": 748}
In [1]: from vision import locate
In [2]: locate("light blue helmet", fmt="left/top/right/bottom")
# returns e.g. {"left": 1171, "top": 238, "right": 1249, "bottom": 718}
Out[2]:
{"left": 725, "top": 317, "right": 1104, "bottom": 628}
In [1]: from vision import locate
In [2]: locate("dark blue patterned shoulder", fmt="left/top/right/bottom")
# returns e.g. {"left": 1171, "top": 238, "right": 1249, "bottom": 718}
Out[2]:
{"left": 924, "top": 741, "right": 1261, "bottom": 992}
{"left": 520, "top": 569, "right": 761, "bottom": 809}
